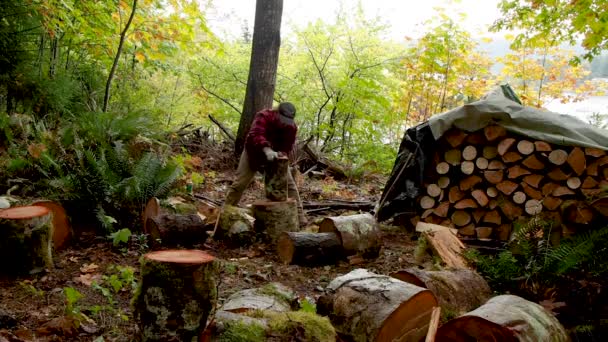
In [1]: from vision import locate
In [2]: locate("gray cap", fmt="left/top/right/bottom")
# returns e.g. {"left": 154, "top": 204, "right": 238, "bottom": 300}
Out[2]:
{"left": 278, "top": 102, "right": 296, "bottom": 119}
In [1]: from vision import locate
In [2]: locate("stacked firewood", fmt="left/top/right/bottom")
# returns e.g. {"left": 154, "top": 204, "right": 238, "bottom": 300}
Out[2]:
{"left": 416, "top": 125, "right": 608, "bottom": 241}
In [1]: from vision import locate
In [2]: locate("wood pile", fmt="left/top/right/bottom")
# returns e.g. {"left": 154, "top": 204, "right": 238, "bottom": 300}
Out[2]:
{"left": 416, "top": 125, "right": 608, "bottom": 242}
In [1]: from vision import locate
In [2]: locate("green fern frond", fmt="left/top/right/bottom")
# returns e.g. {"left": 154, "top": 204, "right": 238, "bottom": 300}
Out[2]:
{"left": 549, "top": 226, "right": 608, "bottom": 275}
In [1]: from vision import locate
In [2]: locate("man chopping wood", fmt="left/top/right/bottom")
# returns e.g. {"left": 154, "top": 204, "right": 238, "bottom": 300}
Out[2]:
{"left": 225, "top": 102, "right": 307, "bottom": 226}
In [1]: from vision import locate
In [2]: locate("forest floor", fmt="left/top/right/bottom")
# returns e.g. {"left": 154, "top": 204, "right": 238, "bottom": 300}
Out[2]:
{"left": 0, "top": 144, "right": 428, "bottom": 342}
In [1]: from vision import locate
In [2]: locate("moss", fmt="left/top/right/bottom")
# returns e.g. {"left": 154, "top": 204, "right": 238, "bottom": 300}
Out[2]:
{"left": 217, "top": 321, "right": 266, "bottom": 342}
{"left": 266, "top": 311, "right": 335, "bottom": 342}
{"left": 258, "top": 283, "right": 295, "bottom": 308}
{"left": 440, "top": 307, "right": 458, "bottom": 324}
{"left": 414, "top": 235, "right": 429, "bottom": 263}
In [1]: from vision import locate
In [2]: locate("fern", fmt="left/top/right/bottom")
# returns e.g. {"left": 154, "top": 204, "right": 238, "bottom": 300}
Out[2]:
{"left": 549, "top": 226, "right": 608, "bottom": 275}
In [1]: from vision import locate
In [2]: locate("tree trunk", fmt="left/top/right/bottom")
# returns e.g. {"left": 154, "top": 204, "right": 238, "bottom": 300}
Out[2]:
{"left": 318, "top": 213, "right": 381, "bottom": 258}
{"left": 0, "top": 206, "right": 54, "bottom": 274}
{"left": 436, "top": 295, "right": 569, "bottom": 342}
{"left": 134, "top": 250, "right": 217, "bottom": 342}
{"left": 146, "top": 214, "right": 206, "bottom": 247}
{"left": 277, "top": 231, "right": 342, "bottom": 265}
{"left": 264, "top": 156, "right": 289, "bottom": 201}
{"left": 234, "top": 0, "right": 283, "bottom": 155}
{"left": 317, "top": 269, "right": 438, "bottom": 342}
{"left": 253, "top": 199, "right": 299, "bottom": 243}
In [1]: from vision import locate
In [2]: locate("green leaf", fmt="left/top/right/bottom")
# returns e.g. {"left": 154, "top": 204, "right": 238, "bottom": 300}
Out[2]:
{"left": 110, "top": 228, "right": 132, "bottom": 246}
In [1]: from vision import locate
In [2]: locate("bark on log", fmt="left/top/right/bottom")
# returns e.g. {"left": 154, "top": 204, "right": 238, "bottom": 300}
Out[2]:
{"left": 497, "top": 181, "right": 518, "bottom": 195}
{"left": 422, "top": 230, "right": 468, "bottom": 269}
{"left": 222, "top": 283, "right": 296, "bottom": 313}
{"left": 319, "top": 213, "right": 381, "bottom": 258}
{"left": 523, "top": 174, "right": 543, "bottom": 188}
{"left": 390, "top": 268, "right": 491, "bottom": 315}
{"left": 421, "top": 196, "right": 436, "bottom": 209}
{"left": 147, "top": 214, "right": 206, "bottom": 247}
{"left": 317, "top": 269, "right": 438, "bottom": 342}
{"left": 215, "top": 205, "right": 255, "bottom": 245}
{"left": 264, "top": 156, "right": 289, "bottom": 201}
{"left": 31, "top": 200, "right": 72, "bottom": 251}
{"left": 484, "top": 170, "right": 504, "bottom": 184}
{"left": 522, "top": 155, "right": 545, "bottom": 170}
{"left": 507, "top": 165, "right": 531, "bottom": 179}
{"left": 0, "top": 206, "right": 54, "bottom": 274}
{"left": 567, "top": 147, "right": 586, "bottom": 176}
{"left": 253, "top": 200, "right": 299, "bottom": 243}
{"left": 548, "top": 149, "right": 568, "bottom": 165}
{"left": 534, "top": 141, "right": 552, "bottom": 152}
{"left": 497, "top": 138, "right": 516, "bottom": 156}
{"left": 277, "top": 232, "right": 342, "bottom": 265}
{"left": 462, "top": 146, "right": 477, "bottom": 161}
{"left": 445, "top": 149, "right": 462, "bottom": 166}
{"left": 435, "top": 295, "right": 569, "bottom": 342}
{"left": 502, "top": 152, "right": 523, "bottom": 163}
{"left": 436, "top": 162, "right": 450, "bottom": 175}
{"left": 459, "top": 175, "right": 482, "bottom": 191}
{"left": 134, "top": 250, "right": 218, "bottom": 342}
{"left": 483, "top": 146, "right": 498, "bottom": 159}
{"left": 449, "top": 187, "right": 465, "bottom": 204}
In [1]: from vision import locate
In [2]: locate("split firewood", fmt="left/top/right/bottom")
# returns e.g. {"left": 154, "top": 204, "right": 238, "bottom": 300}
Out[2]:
{"left": 459, "top": 175, "right": 483, "bottom": 191}
{"left": 444, "top": 129, "right": 468, "bottom": 148}
{"left": 436, "top": 162, "right": 450, "bottom": 175}
{"left": 525, "top": 199, "right": 543, "bottom": 215}
{"left": 548, "top": 168, "right": 570, "bottom": 181}
{"left": 542, "top": 183, "right": 560, "bottom": 196}
{"left": 319, "top": 213, "right": 381, "bottom": 258}
{"left": 561, "top": 200, "right": 595, "bottom": 225}
{"left": 512, "top": 191, "right": 527, "bottom": 204}
{"left": 567, "top": 147, "right": 586, "bottom": 176}
{"left": 482, "top": 210, "right": 502, "bottom": 225}
{"left": 147, "top": 214, "right": 207, "bottom": 247}
{"left": 548, "top": 149, "right": 568, "bottom": 165}
{"left": 586, "top": 159, "right": 600, "bottom": 176}
{"left": 484, "top": 170, "right": 504, "bottom": 184}
{"left": 534, "top": 141, "right": 552, "bottom": 152}
{"left": 471, "top": 190, "right": 489, "bottom": 207}
{"left": 496, "top": 181, "right": 518, "bottom": 195}
{"left": 522, "top": 155, "right": 545, "bottom": 170}
{"left": 590, "top": 197, "right": 608, "bottom": 217}
{"left": 454, "top": 199, "right": 478, "bottom": 209}
{"left": 502, "top": 151, "right": 523, "bottom": 163}
{"left": 582, "top": 176, "right": 599, "bottom": 189}
{"left": 500, "top": 200, "right": 523, "bottom": 221}
{"left": 496, "top": 224, "right": 513, "bottom": 241}
{"left": 390, "top": 268, "right": 491, "bottom": 315}
{"left": 423, "top": 229, "right": 468, "bottom": 269}
{"left": 598, "top": 155, "right": 608, "bottom": 166}
{"left": 521, "top": 183, "right": 542, "bottom": 200}
{"left": 253, "top": 200, "right": 299, "bottom": 243}
{"left": 585, "top": 147, "right": 606, "bottom": 157}
{"left": 542, "top": 197, "right": 563, "bottom": 211}
{"left": 488, "top": 199, "right": 498, "bottom": 210}
{"left": 451, "top": 211, "right": 472, "bottom": 227}
{"left": 472, "top": 209, "right": 486, "bottom": 223}
{"left": 582, "top": 189, "right": 603, "bottom": 197}
{"left": 424, "top": 215, "right": 444, "bottom": 225}
{"left": 438, "top": 176, "right": 450, "bottom": 189}
{"left": 426, "top": 307, "right": 441, "bottom": 342}
{"left": 516, "top": 140, "right": 535, "bottom": 155}
{"left": 422, "top": 209, "right": 434, "bottom": 219}
{"left": 487, "top": 160, "right": 506, "bottom": 170}
{"left": 434, "top": 202, "right": 450, "bottom": 218}
{"left": 466, "top": 132, "right": 486, "bottom": 144}
{"left": 497, "top": 138, "right": 516, "bottom": 156}
{"left": 445, "top": 149, "right": 462, "bottom": 166}
{"left": 461, "top": 161, "right": 475, "bottom": 175}
{"left": 566, "top": 177, "right": 582, "bottom": 190}
{"left": 458, "top": 224, "right": 476, "bottom": 236}
{"left": 475, "top": 157, "right": 489, "bottom": 170}
{"left": 277, "top": 232, "right": 343, "bottom": 265}
{"left": 421, "top": 196, "right": 436, "bottom": 209}
{"left": 427, "top": 184, "right": 442, "bottom": 197}
{"left": 435, "top": 295, "right": 569, "bottom": 342}
{"left": 486, "top": 187, "right": 498, "bottom": 198}
{"left": 507, "top": 165, "right": 531, "bottom": 179}
{"left": 317, "top": 269, "right": 438, "bottom": 342}
{"left": 483, "top": 146, "right": 498, "bottom": 159}
{"left": 484, "top": 125, "right": 507, "bottom": 142}
{"left": 523, "top": 174, "right": 543, "bottom": 188}
{"left": 449, "top": 187, "right": 465, "bottom": 203}
{"left": 476, "top": 227, "right": 492, "bottom": 239}
{"left": 462, "top": 146, "right": 478, "bottom": 161}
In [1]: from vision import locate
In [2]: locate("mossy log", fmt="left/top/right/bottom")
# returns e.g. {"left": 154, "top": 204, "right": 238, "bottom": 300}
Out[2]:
{"left": 318, "top": 213, "right": 381, "bottom": 258}
{"left": 277, "top": 231, "right": 343, "bottom": 265}
{"left": 134, "top": 250, "right": 218, "bottom": 342}
{"left": 31, "top": 200, "right": 72, "bottom": 250}
{"left": 264, "top": 156, "right": 289, "bottom": 201}
{"left": 317, "top": 268, "right": 438, "bottom": 342}
{"left": 0, "top": 206, "right": 54, "bottom": 274}
{"left": 221, "top": 283, "right": 297, "bottom": 313}
{"left": 390, "top": 268, "right": 491, "bottom": 315}
{"left": 146, "top": 214, "right": 206, "bottom": 247}
{"left": 253, "top": 200, "right": 299, "bottom": 243}
{"left": 436, "top": 295, "right": 569, "bottom": 342}
{"left": 215, "top": 205, "right": 255, "bottom": 245}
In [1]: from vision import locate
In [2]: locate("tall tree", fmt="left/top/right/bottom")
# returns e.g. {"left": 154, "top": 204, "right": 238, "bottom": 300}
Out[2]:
{"left": 234, "top": 0, "right": 283, "bottom": 155}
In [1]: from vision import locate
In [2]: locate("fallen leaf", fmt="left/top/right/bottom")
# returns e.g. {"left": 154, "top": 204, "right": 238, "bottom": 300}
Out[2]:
{"left": 37, "top": 316, "right": 79, "bottom": 337}
{"left": 75, "top": 273, "right": 102, "bottom": 286}
{"left": 539, "top": 299, "right": 567, "bottom": 315}
{"left": 80, "top": 263, "right": 99, "bottom": 273}
{"left": 68, "top": 256, "right": 79, "bottom": 262}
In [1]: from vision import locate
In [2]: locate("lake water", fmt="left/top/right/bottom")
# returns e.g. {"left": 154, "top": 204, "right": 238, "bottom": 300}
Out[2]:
{"left": 545, "top": 96, "right": 608, "bottom": 124}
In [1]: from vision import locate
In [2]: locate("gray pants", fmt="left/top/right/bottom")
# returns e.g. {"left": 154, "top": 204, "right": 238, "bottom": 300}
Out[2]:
{"left": 225, "top": 150, "right": 306, "bottom": 224}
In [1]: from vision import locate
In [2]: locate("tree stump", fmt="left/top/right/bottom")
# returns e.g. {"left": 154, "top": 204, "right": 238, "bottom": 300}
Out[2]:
{"left": 319, "top": 213, "right": 381, "bottom": 258}
{"left": 31, "top": 200, "right": 72, "bottom": 251}
{"left": 253, "top": 199, "right": 299, "bottom": 243}
{"left": 277, "top": 232, "right": 343, "bottom": 265}
{"left": 215, "top": 205, "right": 255, "bottom": 245}
{"left": 146, "top": 214, "right": 206, "bottom": 247}
{"left": 134, "top": 250, "right": 218, "bottom": 342}
{"left": 0, "top": 206, "right": 54, "bottom": 274}
{"left": 390, "top": 268, "right": 491, "bottom": 315}
{"left": 317, "top": 269, "right": 438, "bottom": 342}
{"left": 264, "top": 156, "right": 289, "bottom": 201}
{"left": 436, "top": 295, "right": 569, "bottom": 342}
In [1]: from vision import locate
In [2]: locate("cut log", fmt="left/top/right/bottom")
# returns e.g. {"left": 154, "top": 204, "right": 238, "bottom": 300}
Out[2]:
{"left": 445, "top": 149, "right": 462, "bottom": 166}
{"left": 436, "top": 295, "right": 569, "bottom": 342}
{"left": 521, "top": 183, "right": 543, "bottom": 200}
{"left": 451, "top": 211, "right": 472, "bottom": 227}
{"left": 436, "top": 162, "right": 450, "bottom": 175}
{"left": 502, "top": 151, "right": 523, "bottom": 163}
{"left": 253, "top": 200, "right": 299, "bottom": 243}
{"left": 421, "top": 196, "right": 436, "bottom": 209}
{"left": 496, "top": 181, "right": 518, "bottom": 195}
{"left": 484, "top": 170, "right": 504, "bottom": 184}
{"left": 422, "top": 229, "right": 468, "bottom": 269}
{"left": 512, "top": 191, "right": 526, "bottom": 204}
{"left": 437, "top": 177, "right": 450, "bottom": 189}
{"left": 499, "top": 200, "right": 523, "bottom": 221}
{"left": 319, "top": 213, "right": 381, "bottom": 258}
{"left": 460, "top": 161, "right": 475, "bottom": 175}
{"left": 483, "top": 146, "right": 498, "bottom": 159}
{"left": 0, "top": 206, "right": 54, "bottom": 274}
{"left": 426, "top": 307, "right": 441, "bottom": 342}
{"left": 390, "top": 268, "right": 491, "bottom": 315}
{"left": 585, "top": 147, "right": 605, "bottom": 157}
{"left": 484, "top": 125, "right": 507, "bottom": 142}
{"left": 433, "top": 202, "right": 450, "bottom": 218}
{"left": 444, "top": 128, "right": 468, "bottom": 148}
{"left": 566, "top": 177, "right": 581, "bottom": 190}
{"left": 449, "top": 187, "right": 465, "bottom": 204}
{"left": 542, "top": 197, "right": 563, "bottom": 211}
{"left": 534, "top": 141, "right": 552, "bottom": 152}
{"left": 472, "top": 209, "right": 485, "bottom": 223}
{"left": 147, "top": 214, "right": 206, "bottom": 247}
{"left": 471, "top": 190, "right": 489, "bottom": 207}
{"left": 522, "top": 155, "right": 545, "bottom": 170}
{"left": 317, "top": 269, "right": 438, "bottom": 342}
{"left": 142, "top": 197, "right": 161, "bottom": 235}
{"left": 542, "top": 183, "right": 560, "bottom": 196}
{"left": 31, "top": 200, "right": 72, "bottom": 251}
{"left": 507, "top": 165, "right": 531, "bottom": 179}
{"left": 548, "top": 149, "right": 568, "bottom": 165}
{"left": 454, "top": 199, "right": 478, "bottom": 209}
{"left": 581, "top": 176, "right": 598, "bottom": 189}
{"left": 462, "top": 146, "right": 477, "bottom": 161}
{"left": 517, "top": 140, "right": 535, "bottom": 155}
{"left": 487, "top": 187, "right": 499, "bottom": 198}
{"left": 476, "top": 227, "right": 492, "bottom": 239}
{"left": 523, "top": 174, "right": 543, "bottom": 188}
{"left": 482, "top": 210, "right": 501, "bottom": 225}
{"left": 264, "top": 156, "right": 289, "bottom": 201}
{"left": 561, "top": 200, "right": 595, "bottom": 224}
{"left": 525, "top": 199, "right": 543, "bottom": 215}
{"left": 487, "top": 160, "right": 506, "bottom": 170}
{"left": 134, "top": 250, "right": 217, "bottom": 342}
{"left": 475, "top": 157, "right": 489, "bottom": 170}
{"left": 222, "top": 283, "right": 296, "bottom": 313}
{"left": 215, "top": 205, "right": 255, "bottom": 245}
{"left": 567, "top": 147, "right": 586, "bottom": 176}
{"left": 548, "top": 168, "right": 570, "bottom": 181}
{"left": 427, "top": 184, "right": 442, "bottom": 197}
{"left": 497, "top": 138, "right": 516, "bottom": 156}
{"left": 496, "top": 224, "right": 512, "bottom": 241}
{"left": 458, "top": 224, "right": 476, "bottom": 236}
{"left": 277, "top": 232, "right": 342, "bottom": 265}
{"left": 591, "top": 197, "right": 608, "bottom": 217}
{"left": 459, "top": 175, "right": 482, "bottom": 191}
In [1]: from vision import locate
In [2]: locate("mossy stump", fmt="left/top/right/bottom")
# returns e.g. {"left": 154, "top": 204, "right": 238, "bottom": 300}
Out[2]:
{"left": 319, "top": 213, "right": 381, "bottom": 258}
{"left": 134, "top": 250, "right": 218, "bottom": 342}
{"left": 253, "top": 200, "right": 299, "bottom": 243}
{"left": 0, "top": 205, "right": 54, "bottom": 274}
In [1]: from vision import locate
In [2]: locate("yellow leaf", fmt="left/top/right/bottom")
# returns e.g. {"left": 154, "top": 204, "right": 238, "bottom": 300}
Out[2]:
{"left": 135, "top": 52, "right": 145, "bottom": 63}
{"left": 112, "top": 12, "right": 120, "bottom": 21}
{"left": 119, "top": 0, "right": 129, "bottom": 10}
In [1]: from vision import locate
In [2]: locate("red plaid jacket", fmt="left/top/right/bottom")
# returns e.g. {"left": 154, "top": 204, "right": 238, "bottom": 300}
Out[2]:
{"left": 245, "top": 109, "right": 297, "bottom": 171}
